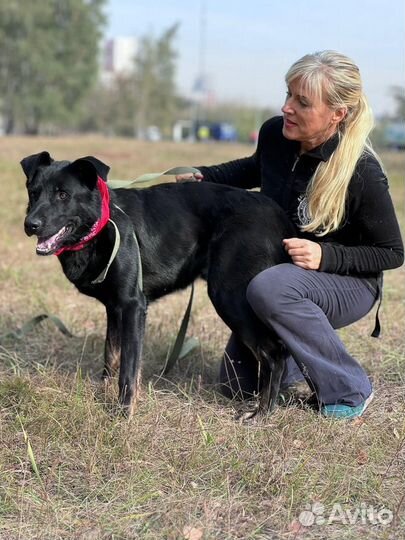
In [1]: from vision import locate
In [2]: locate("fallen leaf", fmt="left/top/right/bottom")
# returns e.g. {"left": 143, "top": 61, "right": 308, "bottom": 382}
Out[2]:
{"left": 357, "top": 449, "right": 368, "bottom": 465}
{"left": 288, "top": 519, "right": 305, "bottom": 535}
{"left": 183, "top": 525, "right": 203, "bottom": 540}
{"left": 292, "top": 439, "right": 304, "bottom": 449}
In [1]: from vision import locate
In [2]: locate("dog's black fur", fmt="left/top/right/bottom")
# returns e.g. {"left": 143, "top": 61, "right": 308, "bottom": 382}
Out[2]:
{"left": 22, "top": 151, "right": 296, "bottom": 417}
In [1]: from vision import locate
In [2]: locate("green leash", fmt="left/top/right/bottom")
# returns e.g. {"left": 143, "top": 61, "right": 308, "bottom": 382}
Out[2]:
{"left": 91, "top": 218, "right": 121, "bottom": 285}
{"left": 0, "top": 314, "right": 74, "bottom": 341}
{"left": 161, "top": 282, "right": 198, "bottom": 376}
{"left": 107, "top": 166, "right": 201, "bottom": 189}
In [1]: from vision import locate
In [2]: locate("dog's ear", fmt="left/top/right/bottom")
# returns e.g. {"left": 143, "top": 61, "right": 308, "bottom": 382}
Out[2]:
{"left": 81, "top": 156, "right": 110, "bottom": 181}
{"left": 20, "top": 151, "right": 53, "bottom": 183}
{"left": 66, "top": 156, "right": 110, "bottom": 188}
{"left": 77, "top": 156, "right": 110, "bottom": 181}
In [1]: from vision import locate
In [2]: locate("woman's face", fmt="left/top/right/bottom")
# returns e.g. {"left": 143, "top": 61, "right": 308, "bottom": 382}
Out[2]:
{"left": 282, "top": 77, "right": 345, "bottom": 151}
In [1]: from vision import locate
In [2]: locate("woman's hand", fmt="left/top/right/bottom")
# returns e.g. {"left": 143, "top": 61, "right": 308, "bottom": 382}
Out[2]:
{"left": 283, "top": 238, "right": 322, "bottom": 270}
{"left": 175, "top": 172, "right": 204, "bottom": 182}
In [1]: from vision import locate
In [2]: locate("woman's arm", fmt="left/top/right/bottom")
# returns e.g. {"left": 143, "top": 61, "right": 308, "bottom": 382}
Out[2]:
{"left": 176, "top": 118, "right": 284, "bottom": 187}
{"left": 197, "top": 155, "right": 260, "bottom": 188}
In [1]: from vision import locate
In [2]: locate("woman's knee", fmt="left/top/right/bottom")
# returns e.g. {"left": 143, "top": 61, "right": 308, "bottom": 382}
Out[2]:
{"left": 246, "top": 264, "right": 303, "bottom": 319}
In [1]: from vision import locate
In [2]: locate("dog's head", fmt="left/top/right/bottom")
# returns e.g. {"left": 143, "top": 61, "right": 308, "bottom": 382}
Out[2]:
{"left": 22, "top": 151, "right": 110, "bottom": 255}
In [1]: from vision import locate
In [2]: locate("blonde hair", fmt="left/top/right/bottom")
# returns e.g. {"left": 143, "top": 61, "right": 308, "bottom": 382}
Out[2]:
{"left": 285, "top": 50, "right": 378, "bottom": 235}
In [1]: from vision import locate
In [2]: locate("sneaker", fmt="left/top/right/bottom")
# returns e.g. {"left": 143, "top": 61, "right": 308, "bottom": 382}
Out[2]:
{"left": 321, "top": 392, "right": 374, "bottom": 419}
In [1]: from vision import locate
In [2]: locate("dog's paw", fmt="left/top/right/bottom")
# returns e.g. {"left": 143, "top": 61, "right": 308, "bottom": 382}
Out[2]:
{"left": 234, "top": 402, "right": 260, "bottom": 423}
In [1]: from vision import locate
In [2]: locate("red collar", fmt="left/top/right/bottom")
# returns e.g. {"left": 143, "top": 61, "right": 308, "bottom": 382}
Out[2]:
{"left": 55, "top": 176, "right": 110, "bottom": 256}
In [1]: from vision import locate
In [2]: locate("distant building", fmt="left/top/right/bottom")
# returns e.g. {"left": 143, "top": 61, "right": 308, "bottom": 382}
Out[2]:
{"left": 100, "top": 36, "right": 138, "bottom": 85}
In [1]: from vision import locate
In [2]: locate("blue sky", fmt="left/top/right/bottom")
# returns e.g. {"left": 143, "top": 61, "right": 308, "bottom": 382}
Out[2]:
{"left": 105, "top": 0, "right": 405, "bottom": 116}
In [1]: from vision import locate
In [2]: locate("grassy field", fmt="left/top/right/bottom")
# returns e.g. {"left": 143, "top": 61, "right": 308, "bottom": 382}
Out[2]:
{"left": 0, "top": 136, "right": 404, "bottom": 540}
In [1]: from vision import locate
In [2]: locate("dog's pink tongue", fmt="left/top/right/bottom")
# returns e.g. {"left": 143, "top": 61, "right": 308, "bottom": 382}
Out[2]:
{"left": 37, "top": 226, "right": 67, "bottom": 254}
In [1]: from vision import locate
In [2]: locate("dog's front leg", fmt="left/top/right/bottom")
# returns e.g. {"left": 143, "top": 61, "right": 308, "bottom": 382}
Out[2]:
{"left": 103, "top": 304, "right": 122, "bottom": 379}
{"left": 118, "top": 293, "right": 147, "bottom": 416}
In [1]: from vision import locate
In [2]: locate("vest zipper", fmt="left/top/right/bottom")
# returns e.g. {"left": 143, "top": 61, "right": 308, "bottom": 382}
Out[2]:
{"left": 291, "top": 156, "right": 299, "bottom": 172}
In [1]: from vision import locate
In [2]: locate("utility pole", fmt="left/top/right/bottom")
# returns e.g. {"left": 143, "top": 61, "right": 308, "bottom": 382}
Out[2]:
{"left": 192, "top": 0, "right": 207, "bottom": 137}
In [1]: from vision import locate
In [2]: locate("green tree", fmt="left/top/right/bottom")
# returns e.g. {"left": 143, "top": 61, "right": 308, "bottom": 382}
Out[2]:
{"left": 134, "top": 23, "right": 179, "bottom": 138}
{"left": 391, "top": 86, "right": 405, "bottom": 121}
{"left": 0, "top": 0, "right": 105, "bottom": 134}
{"left": 79, "top": 73, "right": 137, "bottom": 136}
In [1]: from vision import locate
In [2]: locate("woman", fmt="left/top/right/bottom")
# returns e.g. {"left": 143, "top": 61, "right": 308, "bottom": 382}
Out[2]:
{"left": 178, "top": 51, "right": 404, "bottom": 419}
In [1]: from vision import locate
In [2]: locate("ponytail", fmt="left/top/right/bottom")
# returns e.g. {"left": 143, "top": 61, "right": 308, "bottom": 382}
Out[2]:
{"left": 303, "top": 95, "right": 375, "bottom": 235}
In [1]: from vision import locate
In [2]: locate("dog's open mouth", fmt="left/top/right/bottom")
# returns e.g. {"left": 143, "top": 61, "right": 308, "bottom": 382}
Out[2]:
{"left": 37, "top": 225, "right": 72, "bottom": 255}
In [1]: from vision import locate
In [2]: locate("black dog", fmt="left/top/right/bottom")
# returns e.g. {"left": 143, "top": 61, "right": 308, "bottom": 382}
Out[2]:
{"left": 22, "top": 152, "right": 296, "bottom": 417}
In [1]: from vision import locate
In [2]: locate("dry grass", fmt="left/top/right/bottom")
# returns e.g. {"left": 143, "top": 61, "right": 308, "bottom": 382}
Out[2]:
{"left": 0, "top": 136, "right": 404, "bottom": 539}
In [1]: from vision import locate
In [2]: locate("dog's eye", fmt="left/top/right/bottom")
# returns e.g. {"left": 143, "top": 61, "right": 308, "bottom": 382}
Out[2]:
{"left": 57, "top": 190, "right": 69, "bottom": 200}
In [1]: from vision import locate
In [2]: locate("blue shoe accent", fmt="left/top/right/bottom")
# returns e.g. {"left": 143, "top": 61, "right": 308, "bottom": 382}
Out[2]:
{"left": 321, "top": 392, "right": 374, "bottom": 419}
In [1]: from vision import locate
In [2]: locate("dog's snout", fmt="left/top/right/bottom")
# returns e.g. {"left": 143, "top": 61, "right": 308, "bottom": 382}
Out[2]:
{"left": 24, "top": 216, "right": 43, "bottom": 236}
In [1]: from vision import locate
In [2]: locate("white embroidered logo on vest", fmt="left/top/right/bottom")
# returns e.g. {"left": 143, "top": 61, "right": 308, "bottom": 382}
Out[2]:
{"left": 297, "top": 194, "right": 312, "bottom": 227}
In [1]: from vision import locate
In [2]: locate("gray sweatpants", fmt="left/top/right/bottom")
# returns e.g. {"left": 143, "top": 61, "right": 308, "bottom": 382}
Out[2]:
{"left": 219, "top": 263, "right": 377, "bottom": 407}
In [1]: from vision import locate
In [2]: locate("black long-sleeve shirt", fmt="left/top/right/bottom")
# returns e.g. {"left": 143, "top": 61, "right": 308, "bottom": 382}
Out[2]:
{"left": 198, "top": 116, "right": 404, "bottom": 286}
